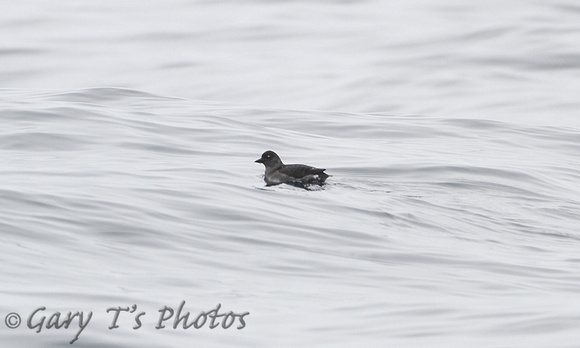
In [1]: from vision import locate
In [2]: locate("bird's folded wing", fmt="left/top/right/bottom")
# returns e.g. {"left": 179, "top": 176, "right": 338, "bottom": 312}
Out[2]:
{"left": 279, "top": 164, "right": 326, "bottom": 178}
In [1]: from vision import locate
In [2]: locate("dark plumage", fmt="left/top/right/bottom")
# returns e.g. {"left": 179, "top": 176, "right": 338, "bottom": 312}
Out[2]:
{"left": 255, "top": 151, "right": 329, "bottom": 187}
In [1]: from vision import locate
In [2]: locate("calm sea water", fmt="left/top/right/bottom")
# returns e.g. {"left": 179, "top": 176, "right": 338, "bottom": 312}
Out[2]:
{"left": 2, "top": 1, "right": 580, "bottom": 347}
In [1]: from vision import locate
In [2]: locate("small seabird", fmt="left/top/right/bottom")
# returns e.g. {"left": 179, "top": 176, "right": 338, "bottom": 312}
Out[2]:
{"left": 255, "top": 150, "right": 329, "bottom": 187}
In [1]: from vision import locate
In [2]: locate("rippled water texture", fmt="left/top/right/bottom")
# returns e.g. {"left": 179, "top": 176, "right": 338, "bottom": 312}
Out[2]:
{"left": 2, "top": 1, "right": 580, "bottom": 347}
{"left": 4, "top": 0, "right": 580, "bottom": 125}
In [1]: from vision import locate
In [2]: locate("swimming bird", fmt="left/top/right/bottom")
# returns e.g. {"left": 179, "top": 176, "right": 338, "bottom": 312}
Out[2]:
{"left": 255, "top": 150, "right": 329, "bottom": 187}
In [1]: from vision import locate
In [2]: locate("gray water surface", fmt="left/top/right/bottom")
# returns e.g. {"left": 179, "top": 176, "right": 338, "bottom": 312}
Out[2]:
{"left": 2, "top": 1, "right": 580, "bottom": 347}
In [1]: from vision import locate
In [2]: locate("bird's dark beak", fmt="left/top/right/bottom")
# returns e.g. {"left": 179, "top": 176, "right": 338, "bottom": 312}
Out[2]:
{"left": 255, "top": 158, "right": 263, "bottom": 163}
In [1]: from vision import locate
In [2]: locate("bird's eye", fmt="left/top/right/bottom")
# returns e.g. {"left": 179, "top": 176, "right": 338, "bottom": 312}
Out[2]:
{"left": 267, "top": 155, "right": 271, "bottom": 158}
